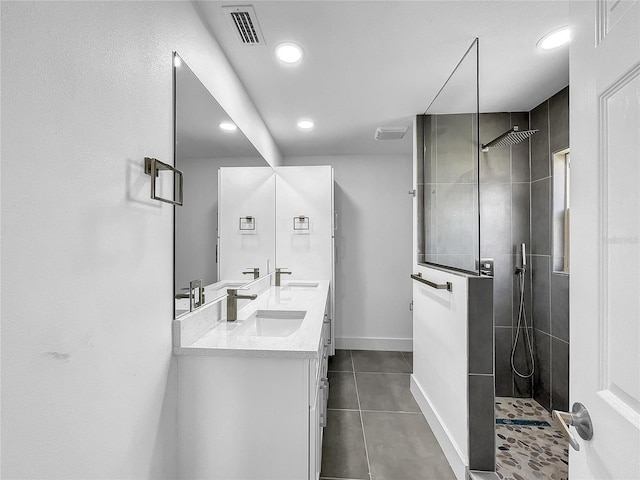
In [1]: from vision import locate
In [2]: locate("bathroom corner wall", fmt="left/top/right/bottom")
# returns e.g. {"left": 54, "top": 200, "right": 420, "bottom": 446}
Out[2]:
{"left": 480, "top": 112, "right": 534, "bottom": 399}
{"left": 529, "top": 86, "right": 570, "bottom": 412}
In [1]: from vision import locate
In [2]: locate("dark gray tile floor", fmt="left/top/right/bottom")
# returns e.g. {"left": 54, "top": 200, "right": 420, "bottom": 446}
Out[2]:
{"left": 321, "top": 350, "right": 456, "bottom": 480}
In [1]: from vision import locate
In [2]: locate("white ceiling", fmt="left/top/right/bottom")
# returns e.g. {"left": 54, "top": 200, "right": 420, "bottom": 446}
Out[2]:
{"left": 194, "top": 0, "right": 571, "bottom": 157}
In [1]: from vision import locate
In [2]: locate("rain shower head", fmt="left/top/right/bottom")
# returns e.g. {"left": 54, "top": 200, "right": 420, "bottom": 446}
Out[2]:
{"left": 481, "top": 126, "right": 538, "bottom": 152}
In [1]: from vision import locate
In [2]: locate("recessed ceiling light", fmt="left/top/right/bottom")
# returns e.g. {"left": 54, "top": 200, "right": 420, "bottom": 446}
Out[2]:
{"left": 297, "top": 119, "right": 314, "bottom": 130}
{"left": 219, "top": 121, "right": 238, "bottom": 132}
{"left": 537, "top": 26, "right": 572, "bottom": 50}
{"left": 276, "top": 43, "right": 304, "bottom": 64}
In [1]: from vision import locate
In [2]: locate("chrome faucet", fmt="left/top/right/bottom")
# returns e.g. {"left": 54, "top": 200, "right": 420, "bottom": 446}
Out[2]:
{"left": 226, "top": 288, "right": 257, "bottom": 321}
{"left": 242, "top": 267, "right": 260, "bottom": 280}
{"left": 275, "top": 268, "right": 292, "bottom": 286}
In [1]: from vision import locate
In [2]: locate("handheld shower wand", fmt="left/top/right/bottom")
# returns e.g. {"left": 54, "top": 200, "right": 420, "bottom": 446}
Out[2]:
{"left": 511, "top": 243, "right": 535, "bottom": 382}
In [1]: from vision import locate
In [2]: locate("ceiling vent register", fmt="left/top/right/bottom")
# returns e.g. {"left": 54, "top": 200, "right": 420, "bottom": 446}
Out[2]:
{"left": 223, "top": 5, "right": 266, "bottom": 46}
{"left": 374, "top": 126, "right": 409, "bottom": 140}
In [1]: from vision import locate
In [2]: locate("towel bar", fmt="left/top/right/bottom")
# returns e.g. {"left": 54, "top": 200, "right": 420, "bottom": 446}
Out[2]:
{"left": 410, "top": 272, "right": 453, "bottom": 292}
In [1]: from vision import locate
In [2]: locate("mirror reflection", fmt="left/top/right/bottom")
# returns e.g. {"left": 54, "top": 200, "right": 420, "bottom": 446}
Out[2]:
{"left": 174, "top": 53, "right": 273, "bottom": 318}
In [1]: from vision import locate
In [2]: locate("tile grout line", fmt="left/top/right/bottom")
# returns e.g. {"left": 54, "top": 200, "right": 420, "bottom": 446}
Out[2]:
{"left": 329, "top": 407, "right": 423, "bottom": 415}
{"left": 351, "top": 350, "right": 373, "bottom": 480}
{"left": 320, "top": 477, "right": 369, "bottom": 480}
{"left": 333, "top": 371, "right": 413, "bottom": 375}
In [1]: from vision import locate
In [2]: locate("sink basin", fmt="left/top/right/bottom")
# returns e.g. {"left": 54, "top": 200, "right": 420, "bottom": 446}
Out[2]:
{"left": 283, "top": 282, "right": 319, "bottom": 290}
{"left": 255, "top": 310, "right": 307, "bottom": 319}
{"left": 209, "top": 282, "right": 244, "bottom": 293}
{"left": 234, "top": 310, "right": 306, "bottom": 337}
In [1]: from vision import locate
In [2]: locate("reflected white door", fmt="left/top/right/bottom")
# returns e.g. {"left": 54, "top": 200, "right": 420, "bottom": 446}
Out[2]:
{"left": 218, "top": 167, "right": 276, "bottom": 280}
{"left": 570, "top": 0, "right": 640, "bottom": 478}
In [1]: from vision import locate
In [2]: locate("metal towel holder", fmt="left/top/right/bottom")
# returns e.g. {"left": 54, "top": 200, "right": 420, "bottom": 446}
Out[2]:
{"left": 411, "top": 272, "right": 453, "bottom": 292}
{"left": 293, "top": 215, "right": 310, "bottom": 230}
{"left": 144, "top": 157, "right": 183, "bottom": 206}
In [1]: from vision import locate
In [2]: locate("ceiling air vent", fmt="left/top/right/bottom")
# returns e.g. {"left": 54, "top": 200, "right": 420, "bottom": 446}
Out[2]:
{"left": 375, "top": 126, "right": 409, "bottom": 140}
{"left": 222, "top": 5, "right": 266, "bottom": 46}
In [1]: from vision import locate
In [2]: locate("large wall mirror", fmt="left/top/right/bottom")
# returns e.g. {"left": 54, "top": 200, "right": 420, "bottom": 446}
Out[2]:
{"left": 174, "top": 52, "right": 274, "bottom": 318}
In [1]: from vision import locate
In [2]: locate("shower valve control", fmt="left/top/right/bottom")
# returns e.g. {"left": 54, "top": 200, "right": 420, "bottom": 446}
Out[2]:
{"left": 479, "top": 258, "right": 494, "bottom": 277}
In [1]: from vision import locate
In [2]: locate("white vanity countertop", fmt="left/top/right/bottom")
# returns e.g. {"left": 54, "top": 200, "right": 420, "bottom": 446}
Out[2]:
{"left": 173, "top": 280, "right": 330, "bottom": 359}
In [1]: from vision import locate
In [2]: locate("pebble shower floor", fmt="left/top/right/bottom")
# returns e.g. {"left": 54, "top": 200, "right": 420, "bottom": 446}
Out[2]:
{"left": 495, "top": 397, "right": 569, "bottom": 480}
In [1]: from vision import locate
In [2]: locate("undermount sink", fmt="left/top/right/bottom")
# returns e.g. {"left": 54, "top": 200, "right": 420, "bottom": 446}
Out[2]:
{"left": 213, "top": 282, "right": 244, "bottom": 290}
{"left": 256, "top": 310, "right": 307, "bottom": 319}
{"left": 283, "top": 282, "right": 319, "bottom": 290}
{"left": 234, "top": 310, "right": 307, "bottom": 337}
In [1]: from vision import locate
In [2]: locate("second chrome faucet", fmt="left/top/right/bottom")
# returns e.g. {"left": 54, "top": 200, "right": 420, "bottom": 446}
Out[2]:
{"left": 226, "top": 288, "right": 257, "bottom": 321}
{"left": 275, "top": 268, "right": 292, "bottom": 286}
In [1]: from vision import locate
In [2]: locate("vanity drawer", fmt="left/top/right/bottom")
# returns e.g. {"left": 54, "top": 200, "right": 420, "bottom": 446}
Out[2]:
{"left": 320, "top": 344, "right": 329, "bottom": 380}
{"left": 310, "top": 343, "right": 329, "bottom": 405}
{"left": 323, "top": 313, "right": 332, "bottom": 348}
{"left": 309, "top": 367, "right": 328, "bottom": 480}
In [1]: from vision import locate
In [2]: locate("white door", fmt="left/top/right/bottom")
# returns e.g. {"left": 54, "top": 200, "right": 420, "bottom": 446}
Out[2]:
{"left": 569, "top": 0, "right": 640, "bottom": 478}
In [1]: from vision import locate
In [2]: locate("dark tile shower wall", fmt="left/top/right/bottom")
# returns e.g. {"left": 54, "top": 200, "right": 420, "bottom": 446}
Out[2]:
{"left": 484, "top": 87, "right": 570, "bottom": 411}
{"left": 530, "top": 86, "right": 570, "bottom": 413}
{"left": 479, "top": 112, "right": 533, "bottom": 398}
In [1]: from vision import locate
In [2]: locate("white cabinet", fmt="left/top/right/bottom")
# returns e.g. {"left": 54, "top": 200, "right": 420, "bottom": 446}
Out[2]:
{"left": 309, "top": 340, "right": 329, "bottom": 480}
{"left": 177, "top": 298, "right": 330, "bottom": 480}
{"left": 275, "top": 166, "right": 335, "bottom": 355}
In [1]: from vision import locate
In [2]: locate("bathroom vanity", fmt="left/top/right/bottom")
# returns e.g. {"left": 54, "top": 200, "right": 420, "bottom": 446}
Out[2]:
{"left": 173, "top": 280, "right": 330, "bottom": 480}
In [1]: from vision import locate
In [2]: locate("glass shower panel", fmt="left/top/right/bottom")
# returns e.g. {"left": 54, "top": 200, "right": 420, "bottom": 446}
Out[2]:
{"left": 419, "top": 39, "right": 480, "bottom": 274}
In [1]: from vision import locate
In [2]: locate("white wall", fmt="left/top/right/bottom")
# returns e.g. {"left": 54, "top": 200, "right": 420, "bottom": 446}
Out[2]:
{"left": 0, "top": 2, "right": 277, "bottom": 478}
{"left": 284, "top": 155, "right": 413, "bottom": 351}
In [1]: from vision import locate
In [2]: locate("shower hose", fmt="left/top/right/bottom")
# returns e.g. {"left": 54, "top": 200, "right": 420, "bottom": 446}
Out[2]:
{"left": 510, "top": 266, "right": 535, "bottom": 378}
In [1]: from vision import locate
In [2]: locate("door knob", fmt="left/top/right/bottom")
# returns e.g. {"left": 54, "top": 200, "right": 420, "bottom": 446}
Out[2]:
{"left": 552, "top": 402, "right": 594, "bottom": 451}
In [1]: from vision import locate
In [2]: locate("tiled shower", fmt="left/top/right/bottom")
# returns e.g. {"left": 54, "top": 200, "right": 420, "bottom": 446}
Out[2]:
{"left": 416, "top": 67, "right": 570, "bottom": 480}
{"left": 482, "top": 86, "right": 570, "bottom": 479}
{"left": 422, "top": 86, "right": 570, "bottom": 412}
{"left": 488, "top": 86, "right": 570, "bottom": 414}
{"left": 420, "top": 78, "right": 570, "bottom": 476}
{"left": 424, "top": 86, "right": 570, "bottom": 410}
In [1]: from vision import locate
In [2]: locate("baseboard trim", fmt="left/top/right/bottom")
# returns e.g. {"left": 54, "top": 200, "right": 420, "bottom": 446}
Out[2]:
{"left": 468, "top": 471, "right": 500, "bottom": 480}
{"left": 335, "top": 336, "right": 412, "bottom": 351}
{"left": 410, "top": 375, "right": 468, "bottom": 480}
